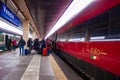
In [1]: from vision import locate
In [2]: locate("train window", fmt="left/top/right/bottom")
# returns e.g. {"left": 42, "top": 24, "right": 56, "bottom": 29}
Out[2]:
{"left": 66, "top": 24, "right": 86, "bottom": 42}
{"left": 0, "top": 34, "right": 4, "bottom": 44}
{"left": 89, "top": 12, "right": 109, "bottom": 41}
{"left": 57, "top": 23, "right": 86, "bottom": 42}
{"left": 106, "top": 5, "right": 120, "bottom": 39}
{"left": 57, "top": 5, "right": 120, "bottom": 42}
{"left": 106, "top": 16, "right": 120, "bottom": 39}
{"left": 57, "top": 33, "right": 66, "bottom": 42}
{"left": 110, "top": 4, "right": 120, "bottom": 19}
{"left": 89, "top": 6, "right": 120, "bottom": 41}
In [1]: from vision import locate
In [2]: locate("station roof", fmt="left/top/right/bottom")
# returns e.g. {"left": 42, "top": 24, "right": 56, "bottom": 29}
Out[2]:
{"left": 12, "top": 0, "right": 120, "bottom": 39}
{"left": 12, "top": 0, "right": 72, "bottom": 38}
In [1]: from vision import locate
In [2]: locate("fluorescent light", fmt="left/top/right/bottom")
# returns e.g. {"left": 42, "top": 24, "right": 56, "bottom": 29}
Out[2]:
{"left": 68, "top": 38, "right": 85, "bottom": 42}
{"left": 45, "top": 0, "right": 94, "bottom": 39}
{"left": 0, "top": 20, "right": 23, "bottom": 35}
{"left": 90, "top": 36, "right": 120, "bottom": 41}
{"left": 90, "top": 36, "right": 105, "bottom": 40}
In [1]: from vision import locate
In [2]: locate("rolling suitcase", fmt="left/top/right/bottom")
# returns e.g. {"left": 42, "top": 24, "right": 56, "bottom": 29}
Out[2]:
{"left": 43, "top": 48, "right": 47, "bottom": 56}
{"left": 25, "top": 49, "right": 28, "bottom": 55}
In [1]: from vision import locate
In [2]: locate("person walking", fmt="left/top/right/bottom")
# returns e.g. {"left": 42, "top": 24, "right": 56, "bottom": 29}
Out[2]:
{"left": 18, "top": 36, "right": 26, "bottom": 56}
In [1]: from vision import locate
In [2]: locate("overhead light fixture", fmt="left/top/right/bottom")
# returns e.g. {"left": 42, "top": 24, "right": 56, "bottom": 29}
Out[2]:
{"left": 45, "top": 0, "right": 94, "bottom": 39}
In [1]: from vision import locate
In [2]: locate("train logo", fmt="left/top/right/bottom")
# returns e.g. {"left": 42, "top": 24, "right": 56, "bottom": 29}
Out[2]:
{"left": 87, "top": 48, "right": 107, "bottom": 60}
{"left": 89, "top": 48, "right": 107, "bottom": 56}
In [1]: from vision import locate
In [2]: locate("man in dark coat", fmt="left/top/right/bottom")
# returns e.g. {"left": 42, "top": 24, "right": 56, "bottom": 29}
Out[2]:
{"left": 34, "top": 38, "right": 40, "bottom": 54}
{"left": 27, "top": 38, "right": 32, "bottom": 54}
{"left": 18, "top": 36, "right": 26, "bottom": 56}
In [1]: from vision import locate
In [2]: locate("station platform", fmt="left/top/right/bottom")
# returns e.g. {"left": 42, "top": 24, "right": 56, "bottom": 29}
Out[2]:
{"left": 0, "top": 49, "right": 83, "bottom": 80}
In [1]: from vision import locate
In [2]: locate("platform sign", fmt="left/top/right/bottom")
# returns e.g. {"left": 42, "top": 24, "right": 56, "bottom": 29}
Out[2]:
{"left": 0, "top": 1, "right": 21, "bottom": 27}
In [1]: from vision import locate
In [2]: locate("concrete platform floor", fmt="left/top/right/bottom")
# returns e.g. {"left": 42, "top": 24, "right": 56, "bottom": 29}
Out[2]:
{"left": 0, "top": 49, "right": 83, "bottom": 80}
{"left": 0, "top": 49, "right": 34, "bottom": 80}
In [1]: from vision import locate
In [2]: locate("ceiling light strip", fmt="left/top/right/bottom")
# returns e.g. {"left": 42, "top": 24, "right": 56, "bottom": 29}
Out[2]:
{"left": 45, "top": 0, "right": 94, "bottom": 39}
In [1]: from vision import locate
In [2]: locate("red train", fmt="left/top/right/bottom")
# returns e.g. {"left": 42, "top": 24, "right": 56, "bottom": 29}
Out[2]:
{"left": 51, "top": 0, "right": 120, "bottom": 80}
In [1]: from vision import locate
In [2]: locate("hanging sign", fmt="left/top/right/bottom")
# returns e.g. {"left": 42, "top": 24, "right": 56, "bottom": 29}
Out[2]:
{"left": 0, "top": 1, "right": 21, "bottom": 27}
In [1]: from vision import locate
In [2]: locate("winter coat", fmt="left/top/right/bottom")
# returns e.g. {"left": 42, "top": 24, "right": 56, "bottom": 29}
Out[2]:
{"left": 18, "top": 39, "right": 26, "bottom": 46}
{"left": 34, "top": 39, "right": 40, "bottom": 50}
{"left": 27, "top": 39, "right": 32, "bottom": 47}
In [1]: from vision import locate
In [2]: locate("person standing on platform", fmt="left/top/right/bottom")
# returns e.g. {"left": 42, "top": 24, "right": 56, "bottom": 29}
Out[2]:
{"left": 18, "top": 36, "right": 26, "bottom": 56}
{"left": 7, "top": 38, "right": 12, "bottom": 50}
{"left": 34, "top": 38, "right": 40, "bottom": 54}
{"left": 12, "top": 38, "right": 17, "bottom": 51}
{"left": 41, "top": 39, "right": 46, "bottom": 54}
{"left": 27, "top": 38, "right": 32, "bottom": 54}
{"left": 46, "top": 39, "right": 52, "bottom": 55}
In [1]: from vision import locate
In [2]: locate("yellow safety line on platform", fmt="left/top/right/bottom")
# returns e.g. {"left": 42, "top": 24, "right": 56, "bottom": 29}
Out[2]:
{"left": 49, "top": 54, "right": 68, "bottom": 80}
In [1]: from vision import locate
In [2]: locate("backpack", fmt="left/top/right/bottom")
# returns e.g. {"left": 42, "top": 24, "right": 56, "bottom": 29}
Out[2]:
{"left": 19, "top": 39, "right": 26, "bottom": 46}
{"left": 22, "top": 40, "right": 26, "bottom": 45}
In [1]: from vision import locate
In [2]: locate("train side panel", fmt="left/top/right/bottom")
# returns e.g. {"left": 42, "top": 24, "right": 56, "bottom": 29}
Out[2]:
{"left": 53, "top": 2, "right": 120, "bottom": 80}
{"left": 57, "top": 41, "right": 120, "bottom": 76}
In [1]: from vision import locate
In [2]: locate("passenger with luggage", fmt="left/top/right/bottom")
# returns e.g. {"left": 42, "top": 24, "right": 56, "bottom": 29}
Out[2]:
{"left": 46, "top": 39, "right": 52, "bottom": 55}
{"left": 42, "top": 39, "right": 52, "bottom": 56}
{"left": 27, "top": 38, "right": 32, "bottom": 54}
{"left": 41, "top": 39, "right": 46, "bottom": 55}
{"left": 18, "top": 36, "right": 26, "bottom": 56}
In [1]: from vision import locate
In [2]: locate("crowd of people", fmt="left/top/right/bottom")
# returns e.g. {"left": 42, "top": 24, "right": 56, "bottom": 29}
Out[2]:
{"left": 32, "top": 38, "right": 52, "bottom": 56}
{"left": 6, "top": 37, "right": 17, "bottom": 51}
{"left": 6, "top": 36, "right": 53, "bottom": 56}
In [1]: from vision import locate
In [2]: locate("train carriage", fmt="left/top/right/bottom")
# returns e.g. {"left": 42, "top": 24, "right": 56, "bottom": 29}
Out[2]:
{"left": 52, "top": 1, "right": 120, "bottom": 80}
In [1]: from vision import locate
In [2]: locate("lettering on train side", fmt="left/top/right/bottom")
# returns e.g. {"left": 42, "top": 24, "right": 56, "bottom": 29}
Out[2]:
{"left": 88, "top": 48, "right": 107, "bottom": 56}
